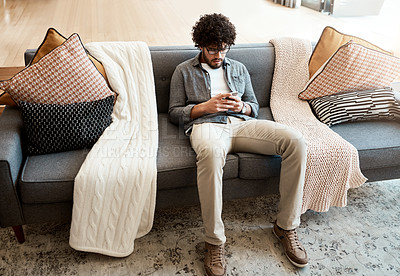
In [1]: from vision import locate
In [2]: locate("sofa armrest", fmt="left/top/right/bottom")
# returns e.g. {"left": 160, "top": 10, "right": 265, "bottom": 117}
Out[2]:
{"left": 0, "top": 106, "right": 25, "bottom": 227}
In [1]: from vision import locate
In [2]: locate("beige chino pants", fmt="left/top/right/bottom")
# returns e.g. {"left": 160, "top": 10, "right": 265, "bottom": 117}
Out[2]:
{"left": 190, "top": 117, "right": 307, "bottom": 245}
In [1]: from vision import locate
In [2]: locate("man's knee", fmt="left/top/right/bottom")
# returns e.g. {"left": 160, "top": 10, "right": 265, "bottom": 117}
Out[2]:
{"left": 196, "top": 144, "right": 227, "bottom": 163}
{"left": 280, "top": 128, "right": 307, "bottom": 157}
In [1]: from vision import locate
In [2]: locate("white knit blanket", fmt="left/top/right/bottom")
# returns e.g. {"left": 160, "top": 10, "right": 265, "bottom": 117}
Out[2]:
{"left": 269, "top": 37, "right": 367, "bottom": 213}
{"left": 69, "top": 41, "right": 158, "bottom": 257}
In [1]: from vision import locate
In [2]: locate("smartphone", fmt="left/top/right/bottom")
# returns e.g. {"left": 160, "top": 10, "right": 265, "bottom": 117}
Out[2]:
{"left": 226, "top": 91, "right": 238, "bottom": 100}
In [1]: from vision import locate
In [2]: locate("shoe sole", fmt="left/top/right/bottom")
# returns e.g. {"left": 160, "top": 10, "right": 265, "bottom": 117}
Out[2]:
{"left": 272, "top": 227, "right": 308, "bottom": 268}
{"left": 204, "top": 265, "right": 227, "bottom": 276}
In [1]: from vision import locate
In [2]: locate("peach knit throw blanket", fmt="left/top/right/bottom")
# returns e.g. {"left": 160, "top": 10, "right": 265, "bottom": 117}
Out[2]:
{"left": 269, "top": 37, "right": 367, "bottom": 213}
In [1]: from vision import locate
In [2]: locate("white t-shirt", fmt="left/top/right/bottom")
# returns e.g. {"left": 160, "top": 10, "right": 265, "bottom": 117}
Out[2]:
{"left": 202, "top": 63, "right": 231, "bottom": 97}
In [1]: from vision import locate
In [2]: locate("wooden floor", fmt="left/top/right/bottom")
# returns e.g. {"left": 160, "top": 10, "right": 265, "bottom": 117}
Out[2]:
{"left": 0, "top": 66, "right": 22, "bottom": 113}
{"left": 0, "top": 0, "right": 399, "bottom": 67}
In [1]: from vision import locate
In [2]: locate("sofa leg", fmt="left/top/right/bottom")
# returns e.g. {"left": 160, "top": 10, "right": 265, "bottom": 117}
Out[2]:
{"left": 12, "top": 225, "right": 25, "bottom": 244}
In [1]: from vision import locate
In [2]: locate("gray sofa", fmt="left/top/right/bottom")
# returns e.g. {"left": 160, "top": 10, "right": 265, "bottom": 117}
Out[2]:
{"left": 1, "top": 43, "right": 400, "bottom": 244}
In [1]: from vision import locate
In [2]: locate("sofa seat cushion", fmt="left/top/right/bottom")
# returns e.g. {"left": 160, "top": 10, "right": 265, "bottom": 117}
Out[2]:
{"left": 157, "top": 107, "right": 275, "bottom": 183}
{"left": 18, "top": 114, "right": 240, "bottom": 204}
{"left": 19, "top": 150, "right": 89, "bottom": 204}
{"left": 237, "top": 153, "right": 281, "bottom": 179}
{"left": 157, "top": 113, "right": 238, "bottom": 190}
{"left": 331, "top": 120, "right": 400, "bottom": 170}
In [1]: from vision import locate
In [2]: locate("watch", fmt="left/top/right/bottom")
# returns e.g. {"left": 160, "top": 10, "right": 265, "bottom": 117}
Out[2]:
{"left": 240, "top": 102, "right": 247, "bottom": 114}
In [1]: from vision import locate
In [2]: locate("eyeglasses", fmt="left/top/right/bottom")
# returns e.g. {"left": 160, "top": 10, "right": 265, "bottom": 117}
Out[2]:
{"left": 205, "top": 46, "right": 230, "bottom": 55}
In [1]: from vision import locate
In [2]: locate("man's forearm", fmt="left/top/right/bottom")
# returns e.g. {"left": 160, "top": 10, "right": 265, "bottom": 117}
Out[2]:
{"left": 191, "top": 100, "right": 251, "bottom": 119}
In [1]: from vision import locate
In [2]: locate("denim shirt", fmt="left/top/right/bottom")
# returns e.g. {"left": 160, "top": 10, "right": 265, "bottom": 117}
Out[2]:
{"left": 169, "top": 52, "right": 259, "bottom": 134}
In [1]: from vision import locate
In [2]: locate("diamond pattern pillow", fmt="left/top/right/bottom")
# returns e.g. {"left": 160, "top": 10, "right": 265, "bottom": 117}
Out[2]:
{"left": 29, "top": 28, "right": 110, "bottom": 86}
{"left": 309, "top": 88, "right": 400, "bottom": 126}
{"left": 0, "top": 33, "right": 114, "bottom": 105}
{"left": 309, "top": 26, "right": 391, "bottom": 78}
{"left": 20, "top": 95, "right": 114, "bottom": 155}
{"left": 299, "top": 41, "right": 400, "bottom": 100}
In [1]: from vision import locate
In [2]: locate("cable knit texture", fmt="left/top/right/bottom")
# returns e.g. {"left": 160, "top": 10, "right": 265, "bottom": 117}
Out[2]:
{"left": 69, "top": 41, "right": 158, "bottom": 257}
{"left": 269, "top": 38, "right": 367, "bottom": 213}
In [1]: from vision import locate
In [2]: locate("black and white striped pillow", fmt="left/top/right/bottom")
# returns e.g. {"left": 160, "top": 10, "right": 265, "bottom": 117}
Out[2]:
{"left": 309, "top": 87, "right": 400, "bottom": 126}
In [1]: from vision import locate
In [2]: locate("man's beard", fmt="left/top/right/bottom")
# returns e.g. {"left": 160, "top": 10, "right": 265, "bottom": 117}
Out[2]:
{"left": 203, "top": 51, "right": 223, "bottom": 69}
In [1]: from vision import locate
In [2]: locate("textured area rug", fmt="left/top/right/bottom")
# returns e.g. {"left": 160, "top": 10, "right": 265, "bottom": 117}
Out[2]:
{"left": 1, "top": 179, "right": 400, "bottom": 275}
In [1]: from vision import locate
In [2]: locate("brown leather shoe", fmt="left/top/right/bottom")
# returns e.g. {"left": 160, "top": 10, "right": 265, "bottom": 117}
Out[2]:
{"left": 273, "top": 222, "right": 308, "bottom": 267}
{"left": 204, "top": 242, "right": 227, "bottom": 276}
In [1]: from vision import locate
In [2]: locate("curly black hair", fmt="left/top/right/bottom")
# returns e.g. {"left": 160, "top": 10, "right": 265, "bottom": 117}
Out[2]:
{"left": 191, "top": 13, "right": 236, "bottom": 48}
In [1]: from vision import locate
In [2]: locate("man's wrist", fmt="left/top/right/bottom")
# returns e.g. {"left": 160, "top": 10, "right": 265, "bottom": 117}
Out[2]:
{"left": 240, "top": 102, "right": 247, "bottom": 114}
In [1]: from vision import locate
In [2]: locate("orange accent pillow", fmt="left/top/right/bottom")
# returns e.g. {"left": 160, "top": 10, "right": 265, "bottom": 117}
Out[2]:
{"left": 299, "top": 41, "right": 400, "bottom": 100}
{"left": 0, "top": 92, "right": 17, "bottom": 106}
{"left": 309, "top": 26, "right": 391, "bottom": 78}
{"left": 30, "top": 28, "right": 67, "bottom": 64}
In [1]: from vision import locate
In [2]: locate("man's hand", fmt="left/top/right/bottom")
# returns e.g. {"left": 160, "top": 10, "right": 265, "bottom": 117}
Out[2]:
{"left": 190, "top": 93, "right": 244, "bottom": 119}
{"left": 206, "top": 93, "right": 241, "bottom": 113}
{"left": 224, "top": 93, "right": 244, "bottom": 113}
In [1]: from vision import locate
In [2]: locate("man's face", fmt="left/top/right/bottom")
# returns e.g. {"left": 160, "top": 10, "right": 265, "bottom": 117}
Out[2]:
{"left": 200, "top": 43, "right": 229, "bottom": 69}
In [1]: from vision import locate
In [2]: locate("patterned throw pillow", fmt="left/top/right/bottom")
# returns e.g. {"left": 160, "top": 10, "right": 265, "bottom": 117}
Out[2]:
{"left": 309, "top": 26, "right": 391, "bottom": 78}
{"left": 29, "top": 28, "right": 110, "bottom": 86}
{"left": 299, "top": 41, "right": 400, "bottom": 100}
{"left": 309, "top": 88, "right": 400, "bottom": 126}
{"left": 0, "top": 28, "right": 111, "bottom": 107}
{"left": 20, "top": 95, "right": 114, "bottom": 155}
{"left": 0, "top": 33, "right": 114, "bottom": 105}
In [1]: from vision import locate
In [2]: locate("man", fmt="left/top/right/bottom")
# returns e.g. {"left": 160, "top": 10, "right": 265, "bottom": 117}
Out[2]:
{"left": 169, "top": 13, "right": 308, "bottom": 276}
